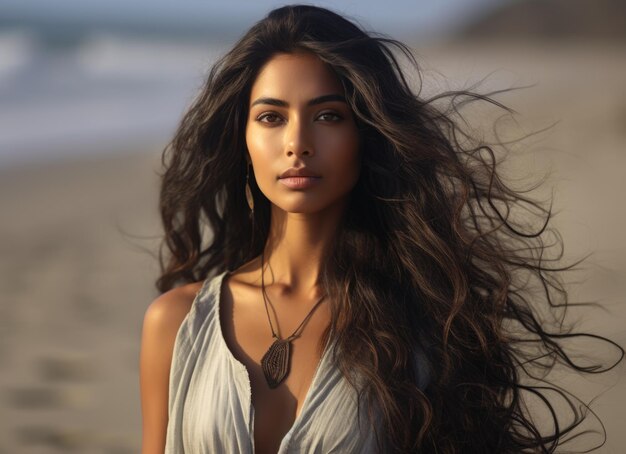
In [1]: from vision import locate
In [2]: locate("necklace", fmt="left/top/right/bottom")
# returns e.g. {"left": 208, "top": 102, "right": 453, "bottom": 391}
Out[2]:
{"left": 259, "top": 250, "right": 326, "bottom": 389}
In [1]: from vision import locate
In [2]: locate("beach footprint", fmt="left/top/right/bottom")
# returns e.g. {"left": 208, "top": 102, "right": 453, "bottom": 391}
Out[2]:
{"left": 3, "top": 353, "right": 97, "bottom": 450}
{"left": 37, "top": 354, "right": 96, "bottom": 383}
{"left": 15, "top": 425, "right": 93, "bottom": 452}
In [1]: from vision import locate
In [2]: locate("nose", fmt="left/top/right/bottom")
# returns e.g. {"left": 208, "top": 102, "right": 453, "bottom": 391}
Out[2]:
{"left": 284, "top": 116, "right": 314, "bottom": 158}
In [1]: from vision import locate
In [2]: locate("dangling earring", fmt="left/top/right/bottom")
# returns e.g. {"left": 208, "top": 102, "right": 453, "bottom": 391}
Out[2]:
{"left": 245, "top": 162, "right": 254, "bottom": 216}
{"left": 244, "top": 161, "right": 256, "bottom": 253}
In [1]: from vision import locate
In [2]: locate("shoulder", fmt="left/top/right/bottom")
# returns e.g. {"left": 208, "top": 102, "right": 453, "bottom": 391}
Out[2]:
{"left": 139, "top": 281, "right": 205, "bottom": 385}
{"left": 146, "top": 281, "right": 204, "bottom": 320}
{"left": 143, "top": 281, "right": 204, "bottom": 337}
{"left": 139, "top": 281, "right": 203, "bottom": 452}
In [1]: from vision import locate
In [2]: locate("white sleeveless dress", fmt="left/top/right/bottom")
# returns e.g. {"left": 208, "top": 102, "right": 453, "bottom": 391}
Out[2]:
{"left": 164, "top": 270, "right": 429, "bottom": 453}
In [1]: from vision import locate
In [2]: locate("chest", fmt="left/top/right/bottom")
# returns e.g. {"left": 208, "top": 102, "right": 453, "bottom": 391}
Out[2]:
{"left": 219, "top": 279, "right": 332, "bottom": 454}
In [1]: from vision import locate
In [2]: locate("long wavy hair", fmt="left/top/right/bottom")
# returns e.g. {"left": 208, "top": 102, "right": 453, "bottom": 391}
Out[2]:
{"left": 156, "top": 5, "right": 623, "bottom": 453}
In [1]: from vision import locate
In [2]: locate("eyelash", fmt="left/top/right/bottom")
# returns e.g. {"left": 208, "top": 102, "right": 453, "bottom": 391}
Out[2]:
{"left": 255, "top": 112, "right": 342, "bottom": 124}
{"left": 257, "top": 113, "right": 282, "bottom": 123}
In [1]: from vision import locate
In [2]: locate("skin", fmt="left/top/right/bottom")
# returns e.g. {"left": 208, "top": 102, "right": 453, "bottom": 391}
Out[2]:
{"left": 245, "top": 51, "right": 361, "bottom": 290}
{"left": 139, "top": 51, "right": 361, "bottom": 454}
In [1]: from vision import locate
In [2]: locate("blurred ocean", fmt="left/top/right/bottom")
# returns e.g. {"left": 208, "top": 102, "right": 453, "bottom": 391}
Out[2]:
{"left": 0, "top": 27, "right": 228, "bottom": 168}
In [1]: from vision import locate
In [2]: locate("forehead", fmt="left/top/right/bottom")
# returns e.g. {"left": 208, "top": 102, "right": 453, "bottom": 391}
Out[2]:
{"left": 249, "top": 52, "right": 343, "bottom": 102}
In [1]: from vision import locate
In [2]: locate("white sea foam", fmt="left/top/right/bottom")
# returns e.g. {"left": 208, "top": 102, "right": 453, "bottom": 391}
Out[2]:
{"left": 0, "top": 28, "right": 38, "bottom": 82}
{"left": 75, "top": 33, "right": 224, "bottom": 80}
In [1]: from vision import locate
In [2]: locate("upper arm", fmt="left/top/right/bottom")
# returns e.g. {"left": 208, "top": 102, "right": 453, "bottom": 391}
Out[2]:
{"left": 139, "top": 283, "right": 201, "bottom": 454}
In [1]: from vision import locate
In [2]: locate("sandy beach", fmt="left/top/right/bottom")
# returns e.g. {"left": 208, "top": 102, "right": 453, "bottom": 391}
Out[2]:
{"left": 0, "top": 148, "right": 164, "bottom": 453}
{"left": 0, "top": 45, "right": 625, "bottom": 453}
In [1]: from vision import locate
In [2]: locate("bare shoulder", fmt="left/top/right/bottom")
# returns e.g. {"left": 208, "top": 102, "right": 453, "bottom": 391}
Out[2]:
{"left": 143, "top": 281, "right": 204, "bottom": 333}
{"left": 139, "top": 281, "right": 203, "bottom": 453}
{"left": 140, "top": 280, "right": 204, "bottom": 368}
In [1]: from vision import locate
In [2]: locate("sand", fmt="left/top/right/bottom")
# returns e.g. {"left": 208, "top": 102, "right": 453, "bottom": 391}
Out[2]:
{"left": 0, "top": 45, "right": 624, "bottom": 453}
{"left": 0, "top": 148, "right": 165, "bottom": 453}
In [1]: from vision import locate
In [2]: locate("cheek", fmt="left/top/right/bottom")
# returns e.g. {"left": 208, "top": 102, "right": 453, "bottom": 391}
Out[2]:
{"left": 245, "top": 126, "right": 280, "bottom": 197}
{"left": 246, "top": 126, "right": 276, "bottom": 167}
{"left": 245, "top": 125, "right": 264, "bottom": 157}
{"left": 319, "top": 129, "right": 361, "bottom": 172}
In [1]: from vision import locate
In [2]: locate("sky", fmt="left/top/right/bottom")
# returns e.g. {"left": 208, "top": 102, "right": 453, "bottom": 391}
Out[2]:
{"left": 0, "top": 0, "right": 500, "bottom": 40}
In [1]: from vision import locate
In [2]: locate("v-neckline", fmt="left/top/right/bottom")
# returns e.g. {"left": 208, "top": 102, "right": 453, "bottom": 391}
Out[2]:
{"left": 212, "top": 269, "right": 332, "bottom": 452}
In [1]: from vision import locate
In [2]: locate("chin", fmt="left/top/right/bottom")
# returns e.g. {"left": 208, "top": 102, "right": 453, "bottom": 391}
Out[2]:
{"left": 275, "top": 195, "right": 350, "bottom": 216}
{"left": 276, "top": 204, "right": 323, "bottom": 215}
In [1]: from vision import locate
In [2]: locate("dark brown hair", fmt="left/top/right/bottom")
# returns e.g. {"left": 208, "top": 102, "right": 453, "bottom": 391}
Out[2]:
{"left": 156, "top": 5, "right": 623, "bottom": 452}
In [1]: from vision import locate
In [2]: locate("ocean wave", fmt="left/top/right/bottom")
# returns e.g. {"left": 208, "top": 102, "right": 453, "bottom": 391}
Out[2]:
{"left": 75, "top": 32, "right": 224, "bottom": 80}
{"left": 0, "top": 28, "right": 39, "bottom": 81}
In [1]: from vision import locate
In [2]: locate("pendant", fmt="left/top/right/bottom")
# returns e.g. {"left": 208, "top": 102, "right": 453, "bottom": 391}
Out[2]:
{"left": 261, "top": 338, "right": 291, "bottom": 389}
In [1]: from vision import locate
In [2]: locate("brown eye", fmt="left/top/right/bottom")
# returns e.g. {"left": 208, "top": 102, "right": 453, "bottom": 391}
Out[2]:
{"left": 317, "top": 112, "right": 342, "bottom": 122}
{"left": 257, "top": 113, "right": 283, "bottom": 124}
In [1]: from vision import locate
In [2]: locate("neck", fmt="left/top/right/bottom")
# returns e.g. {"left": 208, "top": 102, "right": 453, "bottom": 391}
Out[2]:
{"left": 262, "top": 199, "right": 346, "bottom": 295}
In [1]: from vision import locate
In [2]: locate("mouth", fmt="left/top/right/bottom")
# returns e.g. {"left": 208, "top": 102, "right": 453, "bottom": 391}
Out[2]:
{"left": 278, "top": 167, "right": 321, "bottom": 179}
{"left": 278, "top": 176, "right": 321, "bottom": 189}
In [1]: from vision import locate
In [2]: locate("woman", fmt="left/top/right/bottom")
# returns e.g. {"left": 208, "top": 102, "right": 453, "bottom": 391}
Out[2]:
{"left": 139, "top": 5, "right": 622, "bottom": 453}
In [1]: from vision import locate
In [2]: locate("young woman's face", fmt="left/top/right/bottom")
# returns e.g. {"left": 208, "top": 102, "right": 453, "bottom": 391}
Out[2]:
{"left": 245, "top": 52, "right": 361, "bottom": 215}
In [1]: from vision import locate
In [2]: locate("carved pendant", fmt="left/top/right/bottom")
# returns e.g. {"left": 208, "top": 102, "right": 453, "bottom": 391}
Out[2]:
{"left": 261, "top": 339, "right": 291, "bottom": 389}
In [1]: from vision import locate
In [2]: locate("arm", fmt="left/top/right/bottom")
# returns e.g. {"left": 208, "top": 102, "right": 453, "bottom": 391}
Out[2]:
{"left": 139, "top": 284, "right": 200, "bottom": 454}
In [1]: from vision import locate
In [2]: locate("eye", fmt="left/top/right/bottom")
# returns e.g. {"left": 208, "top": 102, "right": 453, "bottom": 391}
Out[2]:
{"left": 256, "top": 112, "right": 283, "bottom": 124}
{"left": 317, "top": 112, "right": 342, "bottom": 122}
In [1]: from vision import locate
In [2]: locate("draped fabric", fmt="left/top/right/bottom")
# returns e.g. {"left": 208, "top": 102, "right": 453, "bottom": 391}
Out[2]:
{"left": 164, "top": 270, "right": 429, "bottom": 453}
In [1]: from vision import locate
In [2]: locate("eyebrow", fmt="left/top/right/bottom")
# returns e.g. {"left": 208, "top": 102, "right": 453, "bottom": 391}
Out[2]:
{"left": 250, "top": 94, "right": 346, "bottom": 108}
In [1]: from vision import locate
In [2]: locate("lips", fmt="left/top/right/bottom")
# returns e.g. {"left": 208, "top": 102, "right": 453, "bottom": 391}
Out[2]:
{"left": 279, "top": 167, "right": 321, "bottom": 179}
{"left": 278, "top": 176, "right": 321, "bottom": 189}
